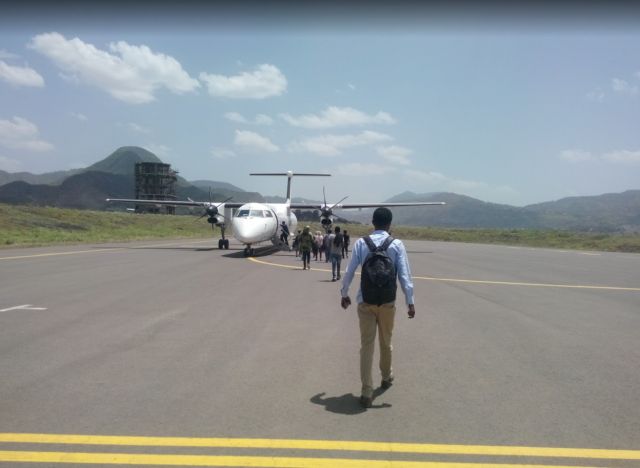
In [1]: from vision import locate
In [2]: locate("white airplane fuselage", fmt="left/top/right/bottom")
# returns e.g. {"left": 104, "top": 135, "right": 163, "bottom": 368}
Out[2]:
{"left": 228, "top": 202, "right": 297, "bottom": 247}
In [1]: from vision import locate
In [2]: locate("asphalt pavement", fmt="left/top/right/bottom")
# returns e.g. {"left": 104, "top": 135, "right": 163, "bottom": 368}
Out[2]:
{"left": 0, "top": 238, "right": 639, "bottom": 467}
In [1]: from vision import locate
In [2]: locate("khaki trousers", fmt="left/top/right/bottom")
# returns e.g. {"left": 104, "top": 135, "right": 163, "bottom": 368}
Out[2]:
{"left": 357, "top": 301, "right": 396, "bottom": 398}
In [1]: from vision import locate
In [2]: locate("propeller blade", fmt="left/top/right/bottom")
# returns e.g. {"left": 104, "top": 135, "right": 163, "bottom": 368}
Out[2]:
{"left": 215, "top": 196, "right": 233, "bottom": 208}
{"left": 330, "top": 195, "right": 349, "bottom": 209}
{"left": 209, "top": 186, "right": 213, "bottom": 203}
{"left": 323, "top": 186, "right": 327, "bottom": 207}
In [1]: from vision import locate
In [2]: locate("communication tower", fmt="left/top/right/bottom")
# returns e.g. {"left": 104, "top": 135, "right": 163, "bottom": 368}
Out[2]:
{"left": 134, "top": 162, "right": 178, "bottom": 214}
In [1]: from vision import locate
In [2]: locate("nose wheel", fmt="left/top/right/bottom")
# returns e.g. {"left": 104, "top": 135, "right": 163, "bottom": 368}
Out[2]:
{"left": 243, "top": 246, "right": 255, "bottom": 257}
{"left": 218, "top": 239, "right": 229, "bottom": 249}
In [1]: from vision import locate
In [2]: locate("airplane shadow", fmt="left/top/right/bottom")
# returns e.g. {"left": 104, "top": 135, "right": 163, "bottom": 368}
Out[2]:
{"left": 310, "top": 389, "right": 391, "bottom": 415}
{"left": 222, "top": 246, "right": 282, "bottom": 258}
{"left": 123, "top": 246, "right": 241, "bottom": 252}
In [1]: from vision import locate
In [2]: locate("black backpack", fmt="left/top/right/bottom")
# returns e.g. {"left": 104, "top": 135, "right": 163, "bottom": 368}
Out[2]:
{"left": 361, "top": 236, "right": 397, "bottom": 306}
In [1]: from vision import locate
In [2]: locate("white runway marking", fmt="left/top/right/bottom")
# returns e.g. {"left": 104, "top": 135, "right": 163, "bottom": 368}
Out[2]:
{"left": 0, "top": 304, "right": 47, "bottom": 313}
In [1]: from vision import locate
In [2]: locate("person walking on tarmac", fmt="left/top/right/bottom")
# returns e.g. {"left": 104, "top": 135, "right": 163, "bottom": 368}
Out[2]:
{"left": 279, "top": 221, "right": 290, "bottom": 247}
{"left": 329, "top": 226, "right": 344, "bottom": 281}
{"left": 298, "top": 226, "right": 314, "bottom": 270}
{"left": 339, "top": 207, "right": 416, "bottom": 409}
{"left": 342, "top": 229, "right": 350, "bottom": 259}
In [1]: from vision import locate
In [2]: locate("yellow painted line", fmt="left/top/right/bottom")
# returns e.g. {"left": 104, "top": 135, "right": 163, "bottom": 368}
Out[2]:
{"left": 0, "top": 240, "right": 213, "bottom": 261}
{"left": 0, "top": 451, "right": 605, "bottom": 467}
{"left": 410, "top": 276, "right": 640, "bottom": 292}
{"left": 0, "top": 434, "right": 638, "bottom": 460}
{"left": 248, "top": 258, "right": 640, "bottom": 292}
{"left": 0, "top": 247, "right": 125, "bottom": 260}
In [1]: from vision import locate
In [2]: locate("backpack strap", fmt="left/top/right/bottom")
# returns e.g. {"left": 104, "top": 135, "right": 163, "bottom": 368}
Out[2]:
{"left": 380, "top": 235, "right": 395, "bottom": 251}
{"left": 363, "top": 235, "right": 395, "bottom": 253}
{"left": 363, "top": 236, "right": 377, "bottom": 253}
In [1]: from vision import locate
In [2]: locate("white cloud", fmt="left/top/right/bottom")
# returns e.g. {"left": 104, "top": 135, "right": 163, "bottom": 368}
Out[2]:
{"left": 336, "top": 163, "right": 395, "bottom": 176}
{"left": 611, "top": 78, "right": 638, "bottom": 96}
{"left": 402, "top": 168, "right": 515, "bottom": 196}
{"left": 200, "top": 64, "right": 287, "bottom": 99}
{"left": 0, "top": 60, "right": 44, "bottom": 87}
{"left": 289, "top": 131, "right": 393, "bottom": 156}
{"left": 348, "top": 83, "right": 356, "bottom": 90}
{"left": 234, "top": 130, "right": 279, "bottom": 153}
{"left": 69, "top": 112, "right": 88, "bottom": 121}
{"left": 586, "top": 88, "right": 605, "bottom": 102}
{"left": 280, "top": 106, "right": 395, "bottom": 129}
{"left": 211, "top": 147, "right": 236, "bottom": 159}
{"left": 255, "top": 114, "right": 274, "bottom": 125}
{"left": 224, "top": 112, "right": 248, "bottom": 124}
{"left": 0, "top": 155, "right": 21, "bottom": 171}
{"left": 144, "top": 144, "right": 170, "bottom": 157}
{"left": 127, "top": 122, "right": 151, "bottom": 134}
{"left": 559, "top": 148, "right": 640, "bottom": 164}
{"left": 0, "top": 116, "right": 54, "bottom": 152}
{"left": 376, "top": 145, "right": 412, "bottom": 165}
{"left": 602, "top": 150, "right": 640, "bottom": 164}
{"left": 28, "top": 32, "right": 199, "bottom": 104}
{"left": 224, "top": 112, "right": 274, "bottom": 126}
{"left": 559, "top": 149, "right": 594, "bottom": 163}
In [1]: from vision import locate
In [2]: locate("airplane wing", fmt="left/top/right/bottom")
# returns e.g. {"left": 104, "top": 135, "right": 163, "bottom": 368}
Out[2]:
{"left": 289, "top": 202, "right": 446, "bottom": 210}
{"left": 105, "top": 198, "right": 245, "bottom": 209}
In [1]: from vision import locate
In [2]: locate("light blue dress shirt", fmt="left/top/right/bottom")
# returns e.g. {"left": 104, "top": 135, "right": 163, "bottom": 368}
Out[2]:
{"left": 340, "top": 230, "right": 415, "bottom": 305}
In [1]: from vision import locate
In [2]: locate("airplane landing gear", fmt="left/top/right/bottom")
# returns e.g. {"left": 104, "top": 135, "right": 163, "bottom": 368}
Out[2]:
{"left": 218, "top": 239, "right": 229, "bottom": 249}
{"left": 243, "top": 246, "right": 255, "bottom": 257}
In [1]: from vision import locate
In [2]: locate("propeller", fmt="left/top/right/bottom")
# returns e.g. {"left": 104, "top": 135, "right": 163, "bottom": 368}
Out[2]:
{"left": 319, "top": 186, "right": 348, "bottom": 231}
{"left": 196, "top": 190, "right": 233, "bottom": 227}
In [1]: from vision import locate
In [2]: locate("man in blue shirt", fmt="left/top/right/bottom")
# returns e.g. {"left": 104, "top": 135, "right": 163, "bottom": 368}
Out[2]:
{"left": 340, "top": 207, "right": 416, "bottom": 408}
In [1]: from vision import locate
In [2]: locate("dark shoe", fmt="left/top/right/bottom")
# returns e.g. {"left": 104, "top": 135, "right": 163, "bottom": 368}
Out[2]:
{"left": 337, "top": 275, "right": 341, "bottom": 280}
{"left": 359, "top": 395, "right": 372, "bottom": 408}
{"left": 381, "top": 377, "right": 394, "bottom": 390}
{"left": 331, "top": 277, "right": 336, "bottom": 282}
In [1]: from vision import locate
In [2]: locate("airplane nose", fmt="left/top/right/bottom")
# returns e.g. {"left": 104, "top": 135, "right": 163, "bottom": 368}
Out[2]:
{"left": 233, "top": 219, "right": 252, "bottom": 243}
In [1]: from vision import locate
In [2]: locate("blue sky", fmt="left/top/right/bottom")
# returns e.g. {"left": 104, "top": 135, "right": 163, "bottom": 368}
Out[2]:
{"left": 1, "top": 3, "right": 639, "bottom": 206}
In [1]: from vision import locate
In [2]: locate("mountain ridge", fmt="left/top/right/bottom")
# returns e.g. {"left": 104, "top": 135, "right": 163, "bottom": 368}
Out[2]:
{"left": 0, "top": 146, "right": 638, "bottom": 232}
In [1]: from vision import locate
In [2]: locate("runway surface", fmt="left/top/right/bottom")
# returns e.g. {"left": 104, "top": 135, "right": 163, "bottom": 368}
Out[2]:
{"left": 0, "top": 238, "right": 639, "bottom": 467}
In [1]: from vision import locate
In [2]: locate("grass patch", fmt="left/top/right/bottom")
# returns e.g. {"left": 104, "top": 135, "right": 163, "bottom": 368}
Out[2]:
{"left": 1, "top": 203, "right": 638, "bottom": 253}
{"left": 0, "top": 204, "right": 208, "bottom": 247}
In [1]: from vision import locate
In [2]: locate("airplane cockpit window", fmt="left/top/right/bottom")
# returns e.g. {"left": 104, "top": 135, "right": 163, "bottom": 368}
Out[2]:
{"left": 264, "top": 211, "right": 273, "bottom": 217}
{"left": 236, "top": 210, "right": 250, "bottom": 217}
{"left": 250, "top": 210, "right": 264, "bottom": 217}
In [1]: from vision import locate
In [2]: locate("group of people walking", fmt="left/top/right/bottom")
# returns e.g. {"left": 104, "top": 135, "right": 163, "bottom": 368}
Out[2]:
{"left": 289, "top": 226, "right": 350, "bottom": 279}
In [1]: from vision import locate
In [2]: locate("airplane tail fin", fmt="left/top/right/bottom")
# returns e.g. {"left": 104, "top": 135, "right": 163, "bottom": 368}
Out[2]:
{"left": 250, "top": 171, "right": 330, "bottom": 204}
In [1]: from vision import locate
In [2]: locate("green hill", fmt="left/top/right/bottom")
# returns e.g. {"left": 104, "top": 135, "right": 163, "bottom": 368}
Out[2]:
{"left": 86, "top": 146, "right": 163, "bottom": 175}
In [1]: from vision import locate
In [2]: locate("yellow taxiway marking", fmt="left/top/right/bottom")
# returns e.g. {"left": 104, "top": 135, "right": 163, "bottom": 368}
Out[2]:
{"left": 0, "top": 240, "right": 213, "bottom": 261}
{"left": 247, "top": 257, "right": 640, "bottom": 292}
{"left": 0, "top": 451, "right": 609, "bottom": 467}
{"left": 1, "top": 433, "right": 638, "bottom": 461}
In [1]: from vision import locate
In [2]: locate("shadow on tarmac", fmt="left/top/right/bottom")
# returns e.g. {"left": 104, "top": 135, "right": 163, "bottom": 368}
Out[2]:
{"left": 222, "top": 246, "right": 282, "bottom": 258}
{"left": 310, "top": 390, "right": 391, "bottom": 414}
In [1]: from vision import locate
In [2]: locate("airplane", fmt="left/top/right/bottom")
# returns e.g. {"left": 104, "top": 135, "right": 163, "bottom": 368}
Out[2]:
{"left": 106, "top": 171, "right": 445, "bottom": 256}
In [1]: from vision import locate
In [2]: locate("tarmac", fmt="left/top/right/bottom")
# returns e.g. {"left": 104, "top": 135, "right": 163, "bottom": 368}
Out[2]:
{"left": 0, "top": 237, "right": 639, "bottom": 467}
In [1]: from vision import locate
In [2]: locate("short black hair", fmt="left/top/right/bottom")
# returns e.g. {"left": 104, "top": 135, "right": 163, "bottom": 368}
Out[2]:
{"left": 372, "top": 207, "right": 392, "bottom": 228}
{"left": 334, "top": 226, "right": 340, "bottom": 233}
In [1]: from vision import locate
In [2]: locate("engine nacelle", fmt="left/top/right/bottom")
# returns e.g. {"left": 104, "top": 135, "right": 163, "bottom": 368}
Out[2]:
{"left": 207, "top": 216, "right": 222, "bottom": 225}
{"left": 321, "top": 217, "right": 332, "bottom": 227}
